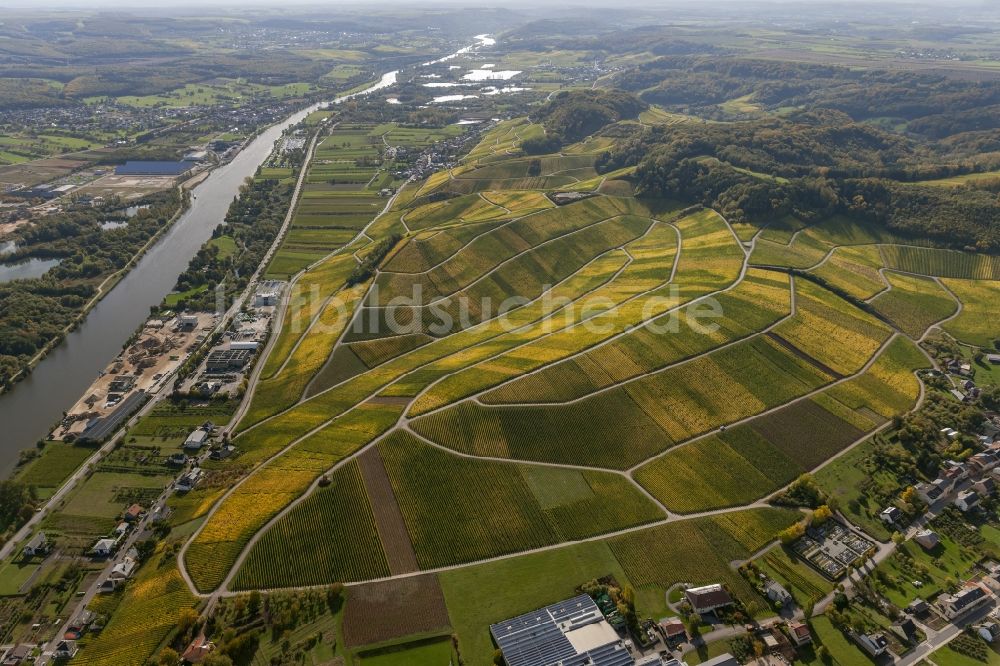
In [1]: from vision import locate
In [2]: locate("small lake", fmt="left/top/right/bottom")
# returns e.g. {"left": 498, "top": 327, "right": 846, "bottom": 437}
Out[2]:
{"left": 0, "top": 257, "right": 60, "bottom": 283}
{"left": 432, "top": 94, "right": 478, "bottom": 103}
{"left": 463, "top": 69, "right": 521, "bottom": 81}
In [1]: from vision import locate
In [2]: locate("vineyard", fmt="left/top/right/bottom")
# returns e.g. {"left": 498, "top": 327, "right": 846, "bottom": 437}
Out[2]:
{"left": 232, "top": 461, "right": 389, "bottom": 589}
{"left": 376, "top": 431, "right": 663, "bottom": 568}
{"left": 152, "top": 111, "right": 1000, "bottom": 665}
{"left": 871, "top": 272, "right": 957, "bottom": 338}
{"left": 607, "top": 509, "right": 801, "bottom": 605}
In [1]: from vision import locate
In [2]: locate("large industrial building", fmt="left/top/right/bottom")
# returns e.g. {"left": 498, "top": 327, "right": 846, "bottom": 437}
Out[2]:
{"left": 490, "top": 595, "right": 637, "bottom": 666}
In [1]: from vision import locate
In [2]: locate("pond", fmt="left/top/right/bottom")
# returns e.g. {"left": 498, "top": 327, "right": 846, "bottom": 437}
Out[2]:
{"left": 0, "top": 257, "right": 60, "bottom": 283}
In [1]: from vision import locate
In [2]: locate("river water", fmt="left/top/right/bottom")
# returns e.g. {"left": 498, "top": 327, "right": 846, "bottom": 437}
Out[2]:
{"left": 0, "top": 69, "right": 398, "bottom": 474}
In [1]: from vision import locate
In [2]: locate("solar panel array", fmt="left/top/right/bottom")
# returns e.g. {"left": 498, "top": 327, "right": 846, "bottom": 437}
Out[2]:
{"left": 490, "top": 594, "right": 635, "bottom": 666}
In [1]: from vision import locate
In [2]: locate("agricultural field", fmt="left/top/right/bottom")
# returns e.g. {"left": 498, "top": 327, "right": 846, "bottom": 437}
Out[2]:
{"left": 266, "top": 122, "right": 391, "bottom": 278}
{"left": 13, "top": 442, "right": 94, "bottom": 499}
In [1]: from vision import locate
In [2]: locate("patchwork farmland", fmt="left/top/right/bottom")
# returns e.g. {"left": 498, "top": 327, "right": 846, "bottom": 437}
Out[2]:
{"left": 78, "top": 115, "right": 993, "bottom": 665}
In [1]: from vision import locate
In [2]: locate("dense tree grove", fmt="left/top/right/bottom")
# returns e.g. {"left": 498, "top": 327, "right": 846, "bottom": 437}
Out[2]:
{"left": 528, "top": 89, "right": 647, "bottom": 148}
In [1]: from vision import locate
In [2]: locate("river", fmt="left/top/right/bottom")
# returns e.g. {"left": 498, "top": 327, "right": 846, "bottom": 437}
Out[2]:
{"left": 0, "top": 69, "right": 398, "bottom": 475}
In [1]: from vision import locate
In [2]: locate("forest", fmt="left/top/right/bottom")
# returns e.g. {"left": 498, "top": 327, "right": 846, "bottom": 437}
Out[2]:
{"left": 0, "top": 190, "right": 182, "bottom": 387}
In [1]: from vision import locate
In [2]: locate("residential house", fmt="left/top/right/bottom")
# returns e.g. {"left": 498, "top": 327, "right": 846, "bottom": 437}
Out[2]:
{"left": 943, "top": 460, "right": 968, "bottom": 481}
{"left": 64, "top": 610, "right": 95, "bottom": 640}
{"left": 23, "top": 531, "right": 50, "bottom": 557}
{"left": 685, "top": 584, "right": 734, "bottom": 614}
{"left": 124, "top": 503, "right": 144, "bottom": 522}
{"left": 893, "top": 617, "right": 919, "bottom": 644}
{"left": 955, "top": 490, "right": 981, "bottom": 513}
{"left": 938, "top": 584, "right": 991, "bottom": 620}
{"left": 149, "top": 505, "right": 172, "bottom": 523}
{"left": 113, "top": 521, "right": 130, "bottom": 538}
{"left": 979, "top": 623, "right": 1000, "bottom": 643}
{"left": 915, "top": 482, "right": 944, "bottom": 505}
{"left": 54, "top": 640, "right": 78, "bottom": 660}
{"left": 969, "top": 451, "right": 1000, "bottom": 475}
{"left": 108, "top": 551, "right": 138, "bottom": 582}
{"left": 765, "top": 579, "right": 792, "bottom": 605}
{"left": 987, "top": 354, "right": 1000, "bottom": 365}
{"left": 183, "top": 428, "right": 209, "bottom": 451}
{"left": 907, "top": 599, "right": 929, "bottom": 616}
{"left": 913, "top": 530, "right": 940, "bottom": 551}
{"left": 788, "top": 621, "right": 812, "bottom": 647}
{"left": 977, "top": 477, "right": 998, "bottom": 497}
{"left": 660, "top": 618, "right": 687, "bottom": 645}
{"left": 852, "top": 632, "right": 888, "bottom": 657}
{"left": 982, "top": 571, "right": 1000, "bottom": 595}
{"left": 881, "top": 506, "right": 903, "bottom": 525}
{"left": 176, "top": 467, "right": 204, "bottom": 492}
{"left": 90, "top": 537, "right": 118, "bottom": 558}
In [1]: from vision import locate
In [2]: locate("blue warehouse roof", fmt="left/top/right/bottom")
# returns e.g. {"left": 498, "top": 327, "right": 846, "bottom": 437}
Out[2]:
{"left": 115, "top": 161, "right": 192, "bottom": 176}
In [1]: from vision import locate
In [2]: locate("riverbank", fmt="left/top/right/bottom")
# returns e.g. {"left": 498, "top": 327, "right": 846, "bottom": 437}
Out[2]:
{"left": 0, "top": 71, "right": 402, "bottom": 475}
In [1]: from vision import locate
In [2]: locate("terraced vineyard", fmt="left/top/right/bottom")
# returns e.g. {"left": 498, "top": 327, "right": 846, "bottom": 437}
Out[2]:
{"left": 169, "top": 116, "right": 998, "bottom": 663}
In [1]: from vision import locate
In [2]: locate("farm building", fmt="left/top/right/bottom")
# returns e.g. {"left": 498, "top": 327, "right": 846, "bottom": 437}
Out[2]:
{"left": 490, "top": 594, "right": 634, "bottom": 666}
{"left": 115, "top": 161, "right": 193, "bottom": 177}
{"left": 685, "top": 584, "right": 733, "bottom": 614}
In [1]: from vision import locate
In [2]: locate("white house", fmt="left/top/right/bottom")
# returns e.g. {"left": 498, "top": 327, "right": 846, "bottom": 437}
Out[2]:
{"left": 955, "top": 490, "right": 981, "bottom": 513}
{"left": 183, "top": 428, "right": 209, "bottom": 450}
{"left": 90, "top": 538, "right": 118, "bottom": 558}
